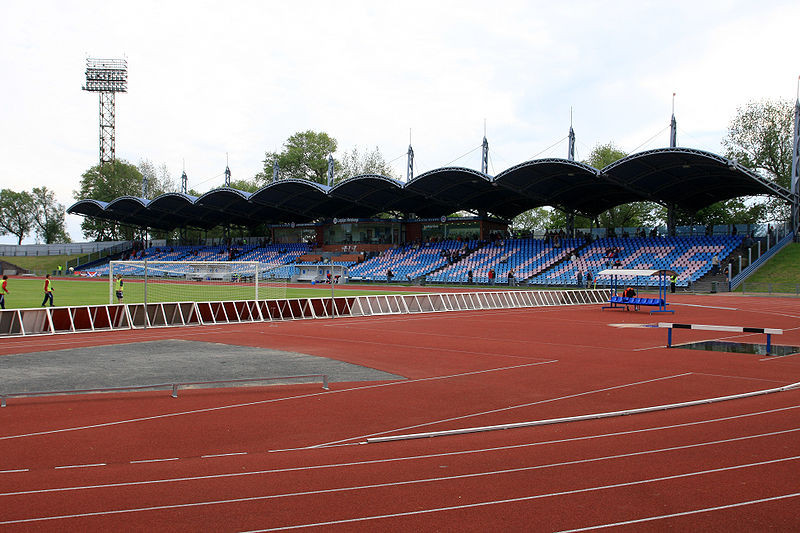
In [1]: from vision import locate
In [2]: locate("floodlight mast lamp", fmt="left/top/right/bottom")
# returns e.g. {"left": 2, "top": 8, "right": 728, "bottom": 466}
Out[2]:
{"left": 82, "top": 58, "right": 127, "bottom": 166}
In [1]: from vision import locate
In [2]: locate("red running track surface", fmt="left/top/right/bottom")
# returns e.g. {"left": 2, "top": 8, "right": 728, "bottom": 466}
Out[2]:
{"left": 1, "top": 292, "right": 800, "bottom": 531}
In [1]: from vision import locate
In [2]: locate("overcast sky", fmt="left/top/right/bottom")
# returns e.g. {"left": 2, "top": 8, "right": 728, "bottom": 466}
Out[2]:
{"left": 1, "top": 0, "right": 797, "bottom": 244}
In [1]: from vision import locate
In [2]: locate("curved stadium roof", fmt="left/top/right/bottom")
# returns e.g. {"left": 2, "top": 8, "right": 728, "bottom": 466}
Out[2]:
{"left": 69, "top": 147, "right": 794, "bottom": 231}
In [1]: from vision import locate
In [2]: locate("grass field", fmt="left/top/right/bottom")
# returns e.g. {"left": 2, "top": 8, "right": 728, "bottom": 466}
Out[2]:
{"left": 0, "top": 255, "right": 78, "bottom": 275}
{"left": 0, "top": 277, "right": 420, "bottom": 309}
{"left": 737, "top": 242, "right": 800, "bottom": 293}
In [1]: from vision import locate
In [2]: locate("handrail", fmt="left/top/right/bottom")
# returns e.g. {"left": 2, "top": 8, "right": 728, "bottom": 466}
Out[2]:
{"left": 730, "top": 231, "right": 794, "bottom": 290}
{"left": 1, "top": 374, "right": 329, "bottom": 407}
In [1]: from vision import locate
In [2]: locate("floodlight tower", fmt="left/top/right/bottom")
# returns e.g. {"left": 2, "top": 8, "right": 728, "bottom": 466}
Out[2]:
{"left": 82, "top": 58, "right": 128, "bottom": 165}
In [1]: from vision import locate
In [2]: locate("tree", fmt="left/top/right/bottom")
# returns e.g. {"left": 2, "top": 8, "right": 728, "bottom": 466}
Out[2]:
{"left": 261, "top": 130, "right": 338, "bottom": 185}
{"left": 31, "top": 187, "right": 71, "bottom": 243}
{"left": 337, "top": 146, "right": 399, "bottom": 182}
{"left": 73, "top": 161, "right": 144, "bottom": 241}
{"left": 580, "top": 143, "right": 659, "bottom": 229}
{"left": 0, "top": 189, "right": 36, "bottom": 244}
{"left": 227, "top": 178, "right": 261, "bottom": 193}
{"left": 722, "top": 98, "right": 794, "bottom": 220}
{"left": 137, "top": 159, "right": 178, "bottom": 198}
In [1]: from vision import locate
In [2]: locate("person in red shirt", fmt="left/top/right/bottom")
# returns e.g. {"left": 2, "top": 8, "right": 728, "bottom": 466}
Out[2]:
{"left": 0, "top": 275, "right": 8, "bottom": 309}
{"left": 41, "top": 274, "right": 54, "bottom": 307}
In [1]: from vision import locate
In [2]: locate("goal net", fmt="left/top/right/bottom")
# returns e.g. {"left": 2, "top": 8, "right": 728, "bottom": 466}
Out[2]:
{"left": 108, "top": 261, "right": 288, "bottom": 304}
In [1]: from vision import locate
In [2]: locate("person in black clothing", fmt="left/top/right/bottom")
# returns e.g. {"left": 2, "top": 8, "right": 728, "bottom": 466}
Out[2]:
{"left": 386, "top": 269, "right": 394, "bottom": 282}
{"left": 467, "top": 269, "right": 473, "bottom": 284}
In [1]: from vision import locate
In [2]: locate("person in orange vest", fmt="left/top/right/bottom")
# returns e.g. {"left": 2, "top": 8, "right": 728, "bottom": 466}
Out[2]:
{"left": 41, "top": 274, "right": 54, "bottom": 307}
{"left": 0, "top": 275, "right": 8, "bottom": 309}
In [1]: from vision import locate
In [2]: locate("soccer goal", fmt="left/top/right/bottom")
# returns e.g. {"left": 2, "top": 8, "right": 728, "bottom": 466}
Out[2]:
{"left": 108, "top": 261, "right": 288, "bottom": 304}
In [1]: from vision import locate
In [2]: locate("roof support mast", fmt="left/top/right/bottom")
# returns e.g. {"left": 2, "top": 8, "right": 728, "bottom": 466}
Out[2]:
{"left": 566, "top": 109, "right": 576, "bottom": 237}
{"left": 481, "top": 120, "right": 489, "bottom": 174}
{"left": 407, "top": 129, "right": 414, "bottom": 182}
{"left": 224, "top": 153, "right": 231, "bottom": 187}
{"left": 791, "top": 77, "right": 800, "bottom": 240}
{"left": 667, "top": 93, "right": 678, "bottom": 237}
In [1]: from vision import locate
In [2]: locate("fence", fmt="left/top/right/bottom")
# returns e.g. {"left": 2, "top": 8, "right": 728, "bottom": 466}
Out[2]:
{"left": 0, "top": 288, "right": 611, "bottom": 337}
{"left": 0, "top": 241, "right": 130, "bottom": 258}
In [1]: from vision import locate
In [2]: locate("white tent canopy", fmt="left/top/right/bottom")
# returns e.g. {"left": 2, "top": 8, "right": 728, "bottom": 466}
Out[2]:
{"left": 596, "top": 269, "right": 676, "bottom": 277}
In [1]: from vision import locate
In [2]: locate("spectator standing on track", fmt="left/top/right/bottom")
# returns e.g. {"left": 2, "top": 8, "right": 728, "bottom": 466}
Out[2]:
{"left": 0, "top": 275, "right": 8, "bottom": 309}
{"left": 115, "top": 274, "right": 125, "bottom": 303}
{"left": 41, "top": 274, "right": 54, "bottom": 307}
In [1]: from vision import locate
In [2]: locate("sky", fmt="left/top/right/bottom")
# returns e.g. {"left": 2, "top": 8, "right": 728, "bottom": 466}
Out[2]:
{"left": 0, "top": 0, "right": 798, "bottom": 244}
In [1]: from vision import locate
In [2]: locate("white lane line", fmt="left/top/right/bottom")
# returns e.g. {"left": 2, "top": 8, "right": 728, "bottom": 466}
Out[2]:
{"left": 0, "top": 360, "right": 554, "bottom": 441}
{"left": 0, "top": 469, "right": 29, "bottom": 474}
{"left": 53, "top": 463, "right": 106, "bottom": 470}
{"left": 554, "top": 492, "right": 800, "bottom": 532}
{"left": 312, "top": 372, "right": 692, "bottom": 447}
{"left": 129, "top": 458, "right": 180, "bottom": 464}
{"left": 3, "top": 452, "right": 799, "bottom": 526}
{"left": 2, "top": 420, "right": 797, "bottom": 507}
{"left": 201, "top": 452, "right": 247, "bottom": 459}
{"left": 690, "top": 372, "right": 790, "bottom": 385}
{"left": 4, "top": 403, "right": 799, "bottom": 497}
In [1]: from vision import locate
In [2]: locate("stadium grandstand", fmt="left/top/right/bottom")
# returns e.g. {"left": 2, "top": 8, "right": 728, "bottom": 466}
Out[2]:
{"left": 66, "top": 116, "right": 798, "bottom": 291}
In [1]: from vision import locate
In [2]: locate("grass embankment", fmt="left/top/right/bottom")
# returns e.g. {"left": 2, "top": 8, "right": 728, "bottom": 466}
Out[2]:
{"left": 0, "top": 277, "right": 419, "bottom": 309}
{"left": 0, "top": 255, "right": 77, "bottom": 275}
{"left": 738, "top": 242, "right": 800, "bottom": 292}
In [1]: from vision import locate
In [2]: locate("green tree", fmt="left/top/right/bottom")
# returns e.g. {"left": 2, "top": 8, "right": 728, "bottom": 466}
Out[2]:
{"left": 0, "top": 189, "right": 36, "bottom": 244}
{"left": 581, "top": 143, "right": 659, "bottom": 229}
{"left": 336, "top": 145, "right": 399, "bottom": 182}
{"left": 73, "top": 161, "right": 144, "bottom": 241}
{"left": 260, "top": 130, "right": 338, "bottom": 185}
{"left": 31, "top": 187, "right": 71, "bottom": 244}
{"left": 722, "top": 98, "right": 794, "bottom": 220}
{"left": 138, "top": 159, "right": 178, "bottom": 198}
{"left": 227, "top": 178, "right": 261, "bottom": 193}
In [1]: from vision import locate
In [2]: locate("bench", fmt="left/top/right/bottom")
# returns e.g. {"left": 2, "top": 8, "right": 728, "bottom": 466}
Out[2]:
{"left": 604, "top": 295, "right": 669, "bottom": 313}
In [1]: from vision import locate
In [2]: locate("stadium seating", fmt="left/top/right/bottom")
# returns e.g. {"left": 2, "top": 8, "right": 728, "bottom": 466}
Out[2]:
{"left": 348, "top": 240, "right": 479, "bottom": 282}
{"left": 527, "top": 236, "right": 743, "bottom": 287}
{"left": 428, "top": 238, "right": 583, "bottom": 284}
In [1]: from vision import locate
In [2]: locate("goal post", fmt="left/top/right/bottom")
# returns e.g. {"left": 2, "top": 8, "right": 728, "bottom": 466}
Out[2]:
{"left": 108, "top": 260, "right": 288, "bottom": 304}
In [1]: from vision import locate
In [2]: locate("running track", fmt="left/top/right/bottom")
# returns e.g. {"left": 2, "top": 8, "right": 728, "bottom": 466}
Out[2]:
{"left": 1, "top": 292, "right": 800, "bottom": 531}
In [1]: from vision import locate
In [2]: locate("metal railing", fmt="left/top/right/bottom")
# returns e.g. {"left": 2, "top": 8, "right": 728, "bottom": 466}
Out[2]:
{"left": 740, "top": 282, "right": 800, "bottom": 295}
{"left": 1, "top": 374, "right": 329, "bottom": 407}
{"left": 730, "top": 231, "right": 794, "bottom": 290}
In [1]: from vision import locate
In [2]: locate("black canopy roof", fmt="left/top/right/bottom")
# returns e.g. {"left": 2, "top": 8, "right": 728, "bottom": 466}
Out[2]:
{"left": 69, "top": 148, "right": 793, "bottom": 230}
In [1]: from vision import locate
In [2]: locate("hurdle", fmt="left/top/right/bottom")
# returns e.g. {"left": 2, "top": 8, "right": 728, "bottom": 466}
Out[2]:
{"left": 658, "top": 322, "right": 783, "bottom": 353}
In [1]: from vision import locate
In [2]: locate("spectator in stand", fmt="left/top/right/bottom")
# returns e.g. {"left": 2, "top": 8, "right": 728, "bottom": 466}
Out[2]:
{"left": 467, "top": 269, "right": 473, "bottom": 284}
{"left": 488, "top": 268, "right": 496, "bottom": 285}
{"left": 507, "top": 268, "right": 516, "bottom": 287}
{"left": 711, "top": 254, "right": 720, "bottom": 275}
{"left": 386, "top": 268, "right": 394, "bottom": 282}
